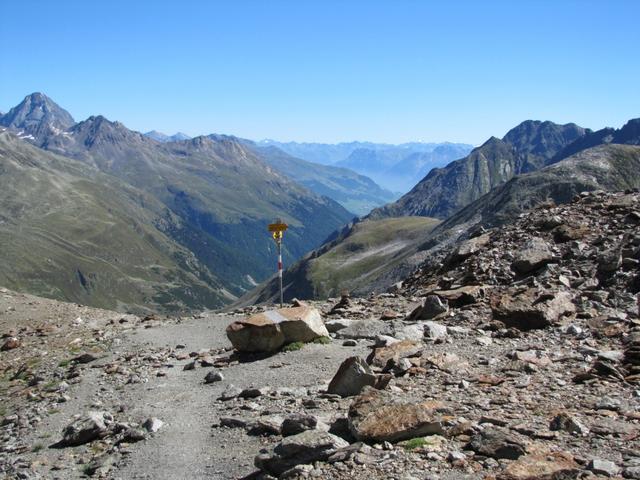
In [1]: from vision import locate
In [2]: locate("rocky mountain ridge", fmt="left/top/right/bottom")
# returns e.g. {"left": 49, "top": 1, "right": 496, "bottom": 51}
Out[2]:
{"left": 371, "top": 120, "right": 588, "bottom": 220}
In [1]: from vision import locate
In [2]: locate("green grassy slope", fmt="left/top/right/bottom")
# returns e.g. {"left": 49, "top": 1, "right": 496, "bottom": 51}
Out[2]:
{"left": 236, "top": 216, "right": 440, "bottom": 304}
{"left": 0, "top": 131, "right": 227, "bottom": 313}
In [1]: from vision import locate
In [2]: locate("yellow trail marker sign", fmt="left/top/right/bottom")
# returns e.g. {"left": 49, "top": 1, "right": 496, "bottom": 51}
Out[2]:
{"left": 268, "top": 222, "right": 288, "bottom": 233}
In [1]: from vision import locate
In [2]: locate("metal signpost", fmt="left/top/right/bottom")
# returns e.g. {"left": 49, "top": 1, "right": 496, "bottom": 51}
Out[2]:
{"left": 268, "top": 219, "right": 288, "bottom": 307}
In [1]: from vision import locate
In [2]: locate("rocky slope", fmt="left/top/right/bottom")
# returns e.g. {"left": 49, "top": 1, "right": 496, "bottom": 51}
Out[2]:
{"left": 1, "top": 191, "right": 639, "bottom": 479}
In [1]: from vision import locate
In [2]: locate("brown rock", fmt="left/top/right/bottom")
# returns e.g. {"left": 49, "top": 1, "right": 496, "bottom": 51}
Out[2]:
{"left": 432, "top": 286, "right": 485, "bottom": 307}
{"left": 226, "top": 306, "right": 329, "bottom": 352}
{"left": 468, "top": 428, "right": 525, "bottom": 459}
{"left": 511, "top": 237, "right": 554, "bottom": 274}
{"left": 446, "top": 233, "right": 491, "bottom": 265}
{"left": 327, "top": 357, "right": 391, "bottom": 397}
{"left": 491, "top": 289, "right": 575, "bottom": 330}
{"left": 408, "top": 295, "right": 448, "bottom": 320}
{"left": 497, "top": 451, "right": 580, "bottom": 480}
{"left": 552, "top": 224, "right": 588, "bottom": 243}
{"left": 514, "top": 350, "right": 552, "bottom": 367}
{"left": 1, "top": 337, "right": 20, "bottom": 351}
{"left": 380, "top": 310, "right": 399, "bottom": 320}
{"left": 366, "top": 340, "right": 423, "bottom": 369}
{"left": 348, "top": 387, "right": 445, "bottom": 443}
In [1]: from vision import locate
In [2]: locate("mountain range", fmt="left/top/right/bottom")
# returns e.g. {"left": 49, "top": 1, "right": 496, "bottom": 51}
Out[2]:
{"left": 0, "top": 93, "right": 357, "bottom": 311}
{"left": 241, "top": 117, "right": 640, "bottom": 304}
{"left": 260, "top": 140, "right": 473, "bottom": 192}
{"left": 370, "top": 120, "right": 587, "bottom": 220}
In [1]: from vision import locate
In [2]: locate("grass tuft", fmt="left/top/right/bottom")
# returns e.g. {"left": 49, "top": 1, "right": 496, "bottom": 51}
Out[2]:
{"left": 312, "top": 336, "right": 331, "bottom": 345}
{"left": 403, "top": 437, "right": 428, "bottom": 450}
{"left": 282, "top": 341, "right": 305, "bottom": 352}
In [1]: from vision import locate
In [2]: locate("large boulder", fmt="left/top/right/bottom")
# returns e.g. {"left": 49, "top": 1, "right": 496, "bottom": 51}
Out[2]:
{"left": 255, "top": 430, "right": 349, "bottom": 476}
{"left": 491, "top": 288, "right": 576, "bottom": 330}
{"left": 327, "top": 357, "right": 391, "bottom": 397}
{"left": 227, "top": 306, "right": 329, "bottom": 352}
{"left": 348, "top": 387, "right": 445, "bottom": 443}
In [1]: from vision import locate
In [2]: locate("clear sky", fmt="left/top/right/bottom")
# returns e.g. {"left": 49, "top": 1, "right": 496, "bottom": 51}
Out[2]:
{"left": 1, "top": 0, "right": 638, "bottom": 144}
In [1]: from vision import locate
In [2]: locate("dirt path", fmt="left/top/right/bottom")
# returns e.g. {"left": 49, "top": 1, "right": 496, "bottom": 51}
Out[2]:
{"left": 112, "top": 314, "right": 370, "bottom": 480}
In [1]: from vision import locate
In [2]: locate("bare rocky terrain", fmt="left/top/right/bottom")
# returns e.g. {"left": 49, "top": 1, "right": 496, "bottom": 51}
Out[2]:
{"left": 2, "top": 190, "right": 640, "bottom": 480}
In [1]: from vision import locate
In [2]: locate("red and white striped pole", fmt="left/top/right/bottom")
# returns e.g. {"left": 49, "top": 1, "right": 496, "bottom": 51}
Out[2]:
{"left": 277, "top": 239, "right": 283, "bottom": 308}
{"left": 268, "top": 220, "right": 288, "bottom": 308}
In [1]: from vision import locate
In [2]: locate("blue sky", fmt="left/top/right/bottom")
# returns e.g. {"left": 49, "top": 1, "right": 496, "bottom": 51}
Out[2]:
{"left": 1, "top": 0, "right": 638, "bottom": 144}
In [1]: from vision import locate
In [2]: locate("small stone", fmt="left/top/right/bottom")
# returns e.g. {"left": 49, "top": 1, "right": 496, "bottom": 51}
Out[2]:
{"left": 204, "top": 371, "right": 224, "bottom": 384}
{"left": 423, "top": 321, "right": 447, "bottom": 340}
{"left": 1, "top": 337, "right": 20, "bottom": 351}
{"left": 497, "top": 451, "right": 580, "bottom": 480}
{"left": 219, "top": 385, "right": 242, "bottom": 401}
{"left": 342, "top": 339, "right": 357, "bottom": 347}
{"left": 549, "top": 412, "right": 588, "bottom": 435}
{"left": 511, "top": 237, "right": 553, "bottom": 274}
{"left": 183, "top": 361, "right": 196, "bottom": 371}
{"left": 142, "top": 417, "right": 163, "bottom": 433}
{"left": 72, "top": 353, "right": 98, "bottom": 364}
{"left": 282, "top": 414, "right": 318, "bottom": 437}
{"left": 413, "top": 295, "right": 449, "bottom": 320}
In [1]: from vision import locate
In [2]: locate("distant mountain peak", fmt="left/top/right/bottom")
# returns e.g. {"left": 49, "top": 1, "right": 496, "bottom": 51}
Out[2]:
{"left": 145, "top": 130, "right": 169, "bottom": 142}
{"left": 171, "top": 132, "right": 191, "bottom": 141}
{"left": 144, "top": 130, "right": 192, "bottom": 142}
{"left": 0, "top": 92, "right": 75, "bottom": 142}
{"left": 502, "top": 119, "right": 586, "bottom": 159}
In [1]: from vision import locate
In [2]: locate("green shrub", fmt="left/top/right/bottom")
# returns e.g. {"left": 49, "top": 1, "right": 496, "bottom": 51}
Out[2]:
{"left": 312, "top": 336, "right": 331, "bottom": 344}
